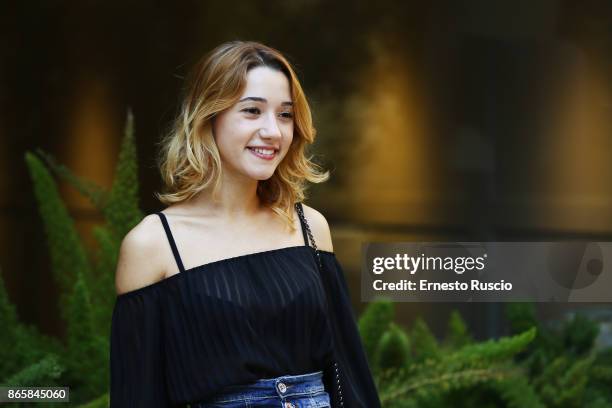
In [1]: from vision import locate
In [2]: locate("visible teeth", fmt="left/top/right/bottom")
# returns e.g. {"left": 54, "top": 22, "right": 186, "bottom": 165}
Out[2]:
{"left": 250, "top": 147, "right": 275, "bottom": 155}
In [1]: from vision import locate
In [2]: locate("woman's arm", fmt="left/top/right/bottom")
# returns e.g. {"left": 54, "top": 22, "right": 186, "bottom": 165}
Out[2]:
{"left": 115, "top": 215, "right": 168, "bottom": 295}
{"left": 110, "top": 216, "right": 172, "bottom": 407}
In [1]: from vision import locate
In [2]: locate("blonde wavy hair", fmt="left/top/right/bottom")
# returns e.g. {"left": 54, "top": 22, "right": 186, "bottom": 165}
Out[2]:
{"left": 155, "top": 40, "right": 329, "bottom": 231}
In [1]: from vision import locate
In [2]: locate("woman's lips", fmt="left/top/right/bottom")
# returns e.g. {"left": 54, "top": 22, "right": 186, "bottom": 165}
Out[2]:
{"left": 247, "top": 147, "right": 277, "bottom": 160}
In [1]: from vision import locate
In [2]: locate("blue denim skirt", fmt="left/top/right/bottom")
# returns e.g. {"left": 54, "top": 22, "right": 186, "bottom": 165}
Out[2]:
{"left": 191, "top": 370, "right": 330, "bottom": 408}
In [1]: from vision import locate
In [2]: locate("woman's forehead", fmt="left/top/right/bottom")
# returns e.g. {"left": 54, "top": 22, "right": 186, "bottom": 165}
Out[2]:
{"left": 240, "top": 66, "right": 291, "bottom": 102}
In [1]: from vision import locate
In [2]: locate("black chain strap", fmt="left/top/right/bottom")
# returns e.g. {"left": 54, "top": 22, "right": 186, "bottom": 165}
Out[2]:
{"left": 295, "top": 202, "right": 322, "bottom": 269}
{"left": 295, "top": 202, "right": 344, "bottom": 407}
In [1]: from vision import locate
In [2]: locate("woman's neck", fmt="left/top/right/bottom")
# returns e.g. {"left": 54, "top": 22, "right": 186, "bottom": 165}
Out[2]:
{"left": 183, "top": 181, "right": 263, "bottom": 220}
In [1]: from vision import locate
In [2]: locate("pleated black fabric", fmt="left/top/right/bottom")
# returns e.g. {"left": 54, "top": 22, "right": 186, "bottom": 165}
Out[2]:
{"left": 110, "top": 205, "right": 381, "bottom": 407}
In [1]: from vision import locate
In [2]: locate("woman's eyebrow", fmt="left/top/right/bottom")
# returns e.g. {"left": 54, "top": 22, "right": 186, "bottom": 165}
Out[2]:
{"left": 238, "top": 96, "right": 293, "bottom": 106}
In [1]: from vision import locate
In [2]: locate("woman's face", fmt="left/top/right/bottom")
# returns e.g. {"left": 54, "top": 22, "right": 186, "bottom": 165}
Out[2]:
{"left": 213, "top": 66, "right": 294, "bottom": 182}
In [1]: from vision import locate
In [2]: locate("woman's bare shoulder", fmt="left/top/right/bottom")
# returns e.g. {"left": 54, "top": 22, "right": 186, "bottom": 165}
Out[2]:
{"left": 300, "top": 203, "right": 334, "bottom": 253}
{"left": 114, "top": 214, "right": 169, "bottom": 295}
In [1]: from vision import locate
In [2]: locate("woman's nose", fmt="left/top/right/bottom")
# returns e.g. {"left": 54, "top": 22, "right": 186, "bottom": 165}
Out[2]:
{"left": 258, "top": 113, "right": 282, "bottom": 139}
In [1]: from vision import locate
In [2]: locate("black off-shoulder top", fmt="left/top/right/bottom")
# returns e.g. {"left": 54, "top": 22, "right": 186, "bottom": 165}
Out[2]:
{"left": 110, "top": 202, "right": 381, "bottom": 407}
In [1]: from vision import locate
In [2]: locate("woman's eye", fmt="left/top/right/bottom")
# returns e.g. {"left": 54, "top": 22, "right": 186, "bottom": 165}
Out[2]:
{"left": 242, "top": 107, "right": 260, "bottom": 115}
{"left": 241, "top": 107, "right": 292, "bottom": 119}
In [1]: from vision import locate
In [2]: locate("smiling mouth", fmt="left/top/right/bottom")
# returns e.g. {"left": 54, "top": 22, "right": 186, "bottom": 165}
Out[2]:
{"left": 246, "top": 147, "right": 278, "bottom": 160}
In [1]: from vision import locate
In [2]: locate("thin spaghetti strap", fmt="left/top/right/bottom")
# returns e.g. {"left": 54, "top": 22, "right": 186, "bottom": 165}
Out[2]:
{"left": 295, "top": 202, "right": 310, "bottom": 246}
{"left": 155, "top": 212, "right": 186, "bottom": 274}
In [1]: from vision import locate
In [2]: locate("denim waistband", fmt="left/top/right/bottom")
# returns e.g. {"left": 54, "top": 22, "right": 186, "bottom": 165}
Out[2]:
{"left": 204, "top": 371, "right": 325, "bottom": 403}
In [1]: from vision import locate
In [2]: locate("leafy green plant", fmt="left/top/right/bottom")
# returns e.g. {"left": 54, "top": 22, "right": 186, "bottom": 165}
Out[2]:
{"left": 0, "top": 267, "right": 65, "bottom": 394}
{"left": 0, "top": 111, "right": 142, "bottom": 406}
{"left": 359, "top": 301, "right": 539, "bottom": 408}
{"left": 505, "top": 303, "right": 612, "bottom": 408}
{"left": 356, "top": 300, "right": 612, "bottom": 407}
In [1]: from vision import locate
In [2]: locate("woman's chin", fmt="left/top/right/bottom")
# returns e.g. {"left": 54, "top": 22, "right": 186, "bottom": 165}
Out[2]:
{"left": 255, "top": 173, "right": 275, "bottom": 181}
{"left": 246, "top": 170, "right": 276, "bottom": 181}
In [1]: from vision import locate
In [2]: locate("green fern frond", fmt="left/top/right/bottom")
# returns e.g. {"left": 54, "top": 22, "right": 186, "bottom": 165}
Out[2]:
{"left": 444, "top": 327, "right": 537, "bottom": 371}
{"left": 373, "top": 322, "right": 412, "bottom": 374}
{"left": 410, "top": 318, "right": 439, "bottom": 363}
{"left": 36, "top": 149, "right": 109, "bottom": 210}
{"left": 380, "top": 365, "right": 518, "bottom": 405}
{"left": 358, "top": 298, "right": 394, "bottom": 361}
{"left": 2, "top": 354, "right": 64, "bottom": 387}
{"left": 493, "top": 373, "right": 546, "bottom": 408}
{"left": 24, "top": 152, "right": 92, "bottom": 318}
{"left": 104, "top": 109, "right": 143, "bottom": 239}
{"left": 445, "top": 310, "right": 473, "bottom": 349}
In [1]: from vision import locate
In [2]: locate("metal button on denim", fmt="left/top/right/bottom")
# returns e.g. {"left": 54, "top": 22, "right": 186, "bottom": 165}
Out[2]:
{"left": 284, "top": 402, "right": 295, "bottom": 408}
{"left": 277, "top": 382, "right": 287, "bottom": 393}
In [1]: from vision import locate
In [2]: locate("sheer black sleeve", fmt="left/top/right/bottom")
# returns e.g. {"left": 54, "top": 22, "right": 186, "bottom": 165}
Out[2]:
{"left": 110, "top": 287, "right": 172, "bottom": 407}
{"left": 319, "top": 253, "right": 382, "bottom": 408}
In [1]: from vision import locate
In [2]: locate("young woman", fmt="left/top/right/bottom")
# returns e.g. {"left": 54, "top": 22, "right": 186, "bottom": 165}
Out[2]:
{"left": 110, "top": 41, "right": 381, "bottom": 408}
